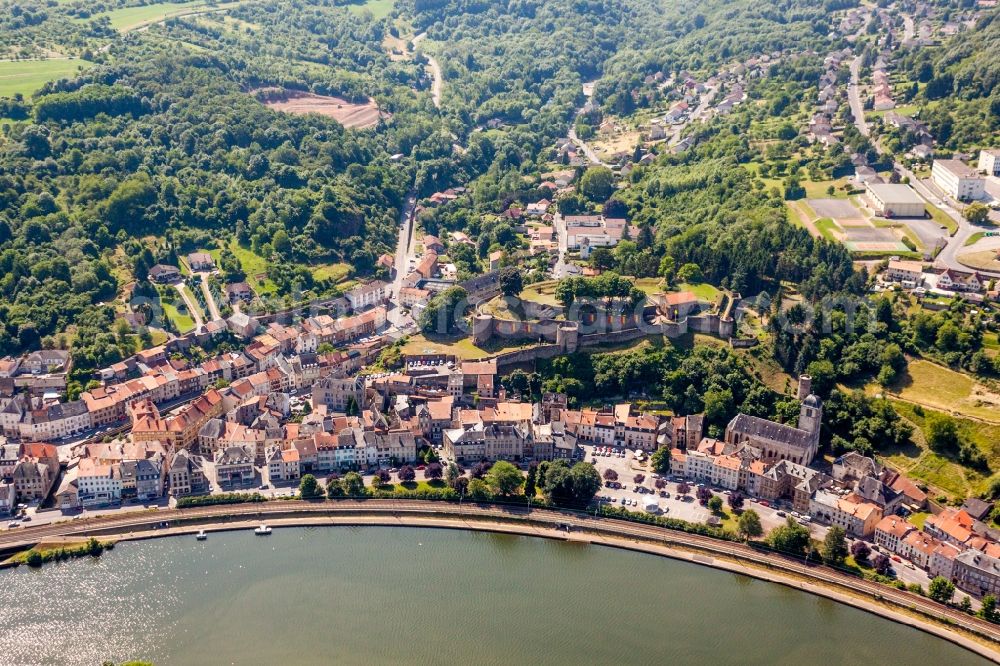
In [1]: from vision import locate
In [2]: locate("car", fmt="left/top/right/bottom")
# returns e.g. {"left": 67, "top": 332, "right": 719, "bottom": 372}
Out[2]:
{"left": 259, "top": 484, "right": 269, "bottom": 490}
{"left": 892, "top": 556, "right": 902, "bottom": 563}
{"left": 620, "top": 497, "right": 627, "bottom": 505}
{"left": 21, "top": 515, "right": 31, "bottom": 522}
{"left": 758, "top": 500, "right": 769, "bottom": 507}
{"left": 675, "top": 494, "right": 683, "bottom": 499}
{"left": 776, "top": 510, "right": 786, "bottom": 517}
{"left": 791, "top": 511, "right": 801, "bottom": 519}
{"left": 7, "top": 521, "right": 20, "bottom": 528}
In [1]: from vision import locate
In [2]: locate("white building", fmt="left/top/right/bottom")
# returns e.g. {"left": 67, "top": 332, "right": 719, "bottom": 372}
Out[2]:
{"left": 932, "top": 159, "right": 985, "bottom": 202}
{"left": 346, "top": 281, "right": 388, "bottom": 312}
{"left": 76, "top": 458, "right": 123, "bottom": 507}
{"left": 978, "top": 149, "right": 1000, "bottom": 177}
{"left": 865, "top": 183, "right": 926, "bottom": 218}
{"left": 884, "top": 259, "right": 924, "bottom": 287}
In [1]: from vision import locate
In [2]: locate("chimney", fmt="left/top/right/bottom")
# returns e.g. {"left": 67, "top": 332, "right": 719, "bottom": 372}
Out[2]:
{"left": 797, "top": 376, "right": 812, "bottom": 401}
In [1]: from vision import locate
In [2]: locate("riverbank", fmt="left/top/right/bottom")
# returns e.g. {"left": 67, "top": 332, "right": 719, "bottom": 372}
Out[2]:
{"left": 3, "top": 500, "right": 998, "bottom": 660}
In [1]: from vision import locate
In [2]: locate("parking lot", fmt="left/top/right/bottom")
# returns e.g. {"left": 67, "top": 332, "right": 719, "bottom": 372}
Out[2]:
{"left": 581, "top": 443, "right": 828, "bottom": 536}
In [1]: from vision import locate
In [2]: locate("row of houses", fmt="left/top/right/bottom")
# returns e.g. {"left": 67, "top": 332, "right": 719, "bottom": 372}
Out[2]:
{"left": 875, "top": 503, "right": 1000, "bottom": 597}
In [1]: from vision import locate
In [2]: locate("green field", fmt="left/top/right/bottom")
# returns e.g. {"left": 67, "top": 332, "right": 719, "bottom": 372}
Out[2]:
{"left": 0, "top": 59, "right": 91, "bottom": 98}
{"left": 883, "top": 400, "right": 1000, "bottom": 500}
{"left": 521, "top": 280, "right": 560, "bottom": 306}
{"left": 345, "top": 0, "right": 395, "bottom": 18}
{"left": 93, "top": 0, "right": 243, "bottom": 32}
{"left": 871, "top": 359, "right": 1000, "bottom": 423}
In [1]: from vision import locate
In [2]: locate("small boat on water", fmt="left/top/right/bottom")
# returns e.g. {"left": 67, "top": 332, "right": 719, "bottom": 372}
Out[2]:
{"left": 195, "top": 530, "right": 208, "bottom": 541}
{"left": 254, "top": 524, "right": 272, "bottom": 536}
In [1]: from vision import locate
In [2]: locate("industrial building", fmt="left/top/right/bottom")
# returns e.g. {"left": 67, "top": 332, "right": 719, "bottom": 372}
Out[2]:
{"left": 865, "top": 183, "right": 926, "bottom": 218}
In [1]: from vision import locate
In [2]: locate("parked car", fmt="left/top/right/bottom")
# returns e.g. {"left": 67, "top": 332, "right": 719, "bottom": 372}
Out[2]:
{"left": 776, "top": 510, "right": 787, "bottom": 517}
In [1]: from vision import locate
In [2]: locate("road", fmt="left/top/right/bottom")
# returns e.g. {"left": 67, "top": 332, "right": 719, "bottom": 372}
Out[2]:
{"left": 902, "top": 15, "right": 916, "bottom": 44}
{"left": 567, "top": 123, "right": 607, "bottom": 166}
{"left": 386, "top": 191, "right": 418, "bottom": 329}
{"left": 198, "top": 272, "right": 221, "bottom": 321}
{"left": 847, "top": 55, "right": 869, "bottom": 138}
{"left": 551, "top": 211, "right": 573, "bottom": 278}
{"left": 2, "top": 500, "right": 997, "bottom": 651}
{"left": 173, "top": 282, "right": 204, "bottom": 332}
{"left": 412, "top": 33, "right": 442, "bottom": 109}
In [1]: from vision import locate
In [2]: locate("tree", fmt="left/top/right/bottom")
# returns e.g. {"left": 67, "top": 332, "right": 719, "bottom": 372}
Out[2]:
{"left": 542, "top": 460, "right": 601, "bottom": 508}
{"left": 737, "top": 509, "right": 764, "bottom": 541}
{"left": 654, "top": 477, "right": 667, "bottom": 489}
{"left": 299, "top": 474, "right": 324, "bottom": 499}
{"left": 445, "top": 462, "right": 462, "bottom": 487}
{"left": 425, "top": 462, "right": 443, "bottom": 480}
{"left": 959, "top": 596, "right": 973, "bottom": 614}
{"left": 603, "top": 468, "right": 619, "bottom": 481}
{"left": 727, "top": 492, "right": 744, "bottom": 511}
{"left": 767, "top": 517, "right": 811, "bottom": 556}
{"left": 676, "top": 262, "right": 703, "bottom": 283}
{"left": 341, "top": 472, "right": 365, "bottom": 496}
{"left": 423, "top": 447, "right": 439, "bottom": 464}
{"left": 485, "top": 461, "right": 523, "bottom": 496}
{"left": 468, "top": 478, "right": 492, "bottom": 500}
{"left": 419, "top": 286, "right": 469, "bottom": 335}
{"left": 820, "top": 526, "right": 848, "bottom": 566}
{"left": 677, "top": 482, "right": 690, "bottom": 495}
{"left": 326, "top": 476, "right": 345, "bottom": 497}
{"left": 707, "top": 495, "right": 723, "bottom": 513}
{"left": 453, "top": 476, "right": 470, "bottom": 495}
{"left": 850, "top": 540, "right": 871, "bottom": 562}
{"left": 964, "top": 202, "right": 990, "bottom": 225}
{"left": 579, "top": 166, "right": 615, "bottom": 202}
{"left": 649, "top": 446, "right": 670, "bottom": 474}
{"left": 926, "top": 413, "right": 960, "bottom": 452}
{"left": 979, "top": 594, "right": 998, "bottom": 622}
{"left": 633, "top": 473, "right": 645, "bottom": 484}
{"left": 873, "top": 553, "right": 891, "bottom": 575}
{"left": 471, "top": 461, "right": 491, "bottom": 479}
{"left": 398, "top": 465, "right": 416, "bottom": 482}
{"left": 696, "top": 486, "right": 712, "bottom": 505}
{"left": 928, "top": 576, "right": 956, "bottom": 604}
{"left": 524, "top": 463, "right": 537, "bottom": 499}
{"left": 499, "top": 266, "right": 523, "bottom": 297}
{"left": 371, "top": 469, "right": 391, "bottom": 488}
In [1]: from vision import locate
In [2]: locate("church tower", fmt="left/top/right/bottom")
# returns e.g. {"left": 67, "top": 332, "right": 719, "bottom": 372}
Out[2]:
{"left": 797, "top": 375, "right": 823, "bottom": 436}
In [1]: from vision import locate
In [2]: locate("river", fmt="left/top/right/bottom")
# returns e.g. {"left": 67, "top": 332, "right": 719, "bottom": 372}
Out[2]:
{"left": 0, "top": 527, "right": 990, "bottom": 665}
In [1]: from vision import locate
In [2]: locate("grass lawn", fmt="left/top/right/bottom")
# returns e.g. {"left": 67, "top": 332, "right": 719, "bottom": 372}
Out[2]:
{"left": 802, "top": 177, "right": 851, "bottom": 200}
{"left": 209, "top": 239, "right": 277, "bottom": 296}
{"left": 345, "top": 0, "right": 395, "bottom": 18}
{"left": 908, "top": 511, "right": 929, "bottom": 529}
{"left": 149, "top": 328, "right": 169, "bottom": 346}
{"left": 160, "top": 297, "right": 195, "bottom": 333}
{"left": 926, "top": 203, "right": 958, "bottom": 236}
{"left": 814, "top": 217, "right": 840, "bottom": 242}
{"left": 402, "top": 333, "right": 533, "bottom": 360}
{"left": 381, "top": 479, "right": 448, "bottom": 494}
{"left": 0, "top": 59, "right": 92, "bottom": 97}
{"left": 676, "top": 282, "right": 720, "bottom": 301}
{"left": 965, "top": 232, "right": 986, "bottom": 247}
{"left": 311, "top": 262, "right": 352, "bottom": 283}
{"left": 634, "top": 277, "right": 665, "bottom": 295}
{"left": 872, "top": 359, "right": 1000, "bottom": 423}
{"left": 521, "top": 280, "right": 560, "bottom": 306}
{"left": 93, "top": 0, "right": 244, "bottom": 31}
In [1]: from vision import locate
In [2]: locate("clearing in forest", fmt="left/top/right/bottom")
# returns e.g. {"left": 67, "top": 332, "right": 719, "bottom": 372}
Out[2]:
{"left": 258, "top": 89, "right": 384, "bottom": 129}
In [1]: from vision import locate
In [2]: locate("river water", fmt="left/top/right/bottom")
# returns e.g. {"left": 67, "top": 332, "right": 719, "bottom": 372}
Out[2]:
{"left": 0, "top": 527, "right": 990, "bottom": 665}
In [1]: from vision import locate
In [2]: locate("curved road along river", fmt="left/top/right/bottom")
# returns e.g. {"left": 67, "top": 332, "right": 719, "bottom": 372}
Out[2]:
{"left": 3, "top": 499, "right": 1000, "bottom": 657}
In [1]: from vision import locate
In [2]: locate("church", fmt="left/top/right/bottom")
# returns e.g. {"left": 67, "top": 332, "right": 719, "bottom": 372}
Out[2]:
{"left": 723, "top": 376, "right": 822, "bottom": 466}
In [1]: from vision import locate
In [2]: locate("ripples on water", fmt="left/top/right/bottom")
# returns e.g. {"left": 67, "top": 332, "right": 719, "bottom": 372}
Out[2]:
{"left": 0, "top": 528, "right": 990, "bottom": 666}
